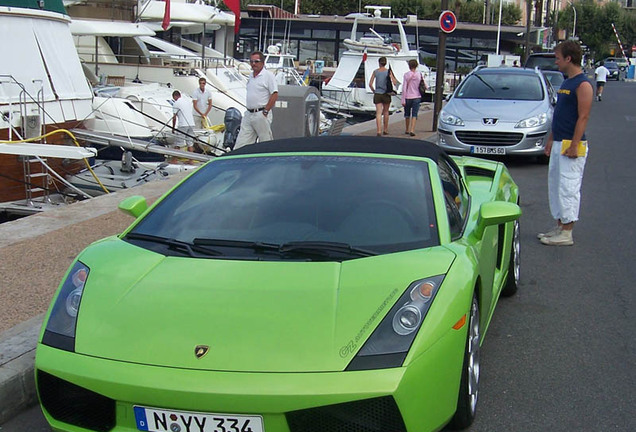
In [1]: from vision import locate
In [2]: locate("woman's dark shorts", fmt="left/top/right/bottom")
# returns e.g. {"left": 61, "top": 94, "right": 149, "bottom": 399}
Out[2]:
{"left": 373, "top": 93, "right": 392, "bottom": 105}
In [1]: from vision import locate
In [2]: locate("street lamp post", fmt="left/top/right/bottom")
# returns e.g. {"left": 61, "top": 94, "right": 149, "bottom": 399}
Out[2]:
{"left": 568, "top": 0, "right": 577, "bottom": 39}
{"left": 524, "top": 0, "right": 532, "bottom": 64}
{"left": 496, "top": 0, "right": 503, "bottom": 54}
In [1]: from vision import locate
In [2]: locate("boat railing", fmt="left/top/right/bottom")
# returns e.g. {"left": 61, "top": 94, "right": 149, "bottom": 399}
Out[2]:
{"left": 79, "top": 51, "right": 249, "bottom": 78}
{"left": 271, "top": 67, "right": 307, "bottom": 87}
{"left": 0, "top": 75, "right": 91, "bottom": 204}
{"left": 0, "top": 75, "right": 46, "bottom": 141}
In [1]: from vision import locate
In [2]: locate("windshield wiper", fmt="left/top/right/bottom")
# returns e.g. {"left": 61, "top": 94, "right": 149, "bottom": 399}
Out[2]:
{"left": 279, "top": 241, "right": 377, "bottom": 258}
{"left": 193, "top": 238, "right": 281, "bottom": 252}
{"left": 125, "top": 233, "right": 223, "bottom": 257}
{"left": 474, "top": 74, "right": 496, "bottom": 93}
{"left": 193, "top": 238, "right": 376, "bottom": 260}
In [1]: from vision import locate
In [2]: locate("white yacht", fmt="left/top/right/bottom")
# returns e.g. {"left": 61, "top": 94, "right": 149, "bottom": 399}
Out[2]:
{"left": 0, "top": 0, "right": 97, "bottom": 210}
{"left": 321, "top": 10, "right": 431, "bottom": 115}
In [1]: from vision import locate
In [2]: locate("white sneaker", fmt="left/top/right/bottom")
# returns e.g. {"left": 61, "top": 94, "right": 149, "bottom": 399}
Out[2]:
{"left": 540, "top": 229, "right": 573, "bottom": 246}
{"left": 537, "top": 227, "right": 561, "bottom": 239}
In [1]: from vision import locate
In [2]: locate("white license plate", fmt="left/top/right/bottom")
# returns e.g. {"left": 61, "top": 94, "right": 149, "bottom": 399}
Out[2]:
{"left": 134, "top": 405, "right": 264, "bottom": 432}
{"left": 470, "top": 146, "right": 506, "bottom": 155}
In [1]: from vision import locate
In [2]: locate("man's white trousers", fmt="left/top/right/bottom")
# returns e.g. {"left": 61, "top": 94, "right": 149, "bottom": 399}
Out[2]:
{"left": 234, "top": 111, "right": 274, "bottom": 149}
{"left": 548, "top": 141, "right": 588, "bottom": 224}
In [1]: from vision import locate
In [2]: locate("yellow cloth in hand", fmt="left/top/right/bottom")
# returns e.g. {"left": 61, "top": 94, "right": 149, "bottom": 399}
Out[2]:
{"left": 560, "top": 140, "right": 588, "bottom": 157}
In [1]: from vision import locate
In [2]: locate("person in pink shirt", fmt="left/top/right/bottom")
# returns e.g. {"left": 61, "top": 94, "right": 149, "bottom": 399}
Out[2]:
{"left": 401, "top": 59, "right": 426, "bottom": 136}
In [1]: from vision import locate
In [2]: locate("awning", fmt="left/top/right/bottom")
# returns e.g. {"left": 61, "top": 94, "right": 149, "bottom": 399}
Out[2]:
{"left": 386, "top": 58, "right": 411, "bottom": 91}
{"left": 323, "top": 55, "right": 362, "bottom": 90}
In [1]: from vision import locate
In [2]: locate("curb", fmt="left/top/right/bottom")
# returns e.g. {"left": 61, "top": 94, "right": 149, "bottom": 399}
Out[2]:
{"left": 0, "top": 314, "right": 43, "bottom": 425}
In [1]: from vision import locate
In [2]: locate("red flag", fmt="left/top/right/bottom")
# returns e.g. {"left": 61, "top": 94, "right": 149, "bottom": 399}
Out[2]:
{"left": 362, "top": 48, "right": 367, "bottom": 63}
{"left": 161, "top": 0, "right": 170, "bottom": 31}
{"left": 222, "top": 0, "right": 241, "bottom": 34}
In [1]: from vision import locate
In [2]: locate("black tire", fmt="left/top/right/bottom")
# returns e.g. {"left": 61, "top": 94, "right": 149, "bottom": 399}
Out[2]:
{"left": 501, "top": 219, "right": 520, "bottom": 297}
{"left": 448, "top": 294, "right": 480, "bottom": 430}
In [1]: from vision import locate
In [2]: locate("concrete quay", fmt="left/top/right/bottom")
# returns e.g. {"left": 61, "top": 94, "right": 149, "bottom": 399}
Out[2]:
{"left": 0, "top": 106, "right": 436, "bottom": 426}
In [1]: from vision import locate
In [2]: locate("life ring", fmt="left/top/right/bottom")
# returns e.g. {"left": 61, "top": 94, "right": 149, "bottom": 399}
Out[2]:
{"left": 392, "top": 43, "right": 400, "bottom": 52}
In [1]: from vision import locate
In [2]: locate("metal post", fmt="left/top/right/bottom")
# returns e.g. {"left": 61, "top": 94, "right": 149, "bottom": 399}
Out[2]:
{"left": 95, "top": 36, "right": 99, "bottom": 77}
{"left": 433, "top": 0, "right": 449, "bottom": 132}
{"left": 496, "top": 0, "right": 503, "bottom": 55}
{"left": 202, "top": 23, "right": 206, "bottom": 70}
{"left": 568, "top": 1, "right": 576, "bottom": 38}
{"left": 524, "top": 0, "right": 532, "bottom": 64}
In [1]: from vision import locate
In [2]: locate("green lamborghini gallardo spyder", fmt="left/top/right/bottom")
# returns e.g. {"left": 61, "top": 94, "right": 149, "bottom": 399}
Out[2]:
{"left": 36, "top": 136, "right": 521, "bottom": 432}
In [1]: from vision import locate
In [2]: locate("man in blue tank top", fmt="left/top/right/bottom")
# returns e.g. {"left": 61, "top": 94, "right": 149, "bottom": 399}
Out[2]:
{"left": 538, "top": 41, "right": 593, "bottom": 246}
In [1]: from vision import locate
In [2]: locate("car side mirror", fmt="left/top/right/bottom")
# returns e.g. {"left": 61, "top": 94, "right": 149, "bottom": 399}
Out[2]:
{"left": 473, "top": 201, "right": 521, "bottom": 239}
{"left": 118, "top": 195, "right": 148, "bottom": 218}
{"left": 444, "top": 93, "right": 452, "bottom": 102}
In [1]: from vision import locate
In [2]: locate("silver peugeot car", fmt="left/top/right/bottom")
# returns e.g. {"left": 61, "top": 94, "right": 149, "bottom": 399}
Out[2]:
{"left": 437, "top": 67, "right": 555, "bottom": 159}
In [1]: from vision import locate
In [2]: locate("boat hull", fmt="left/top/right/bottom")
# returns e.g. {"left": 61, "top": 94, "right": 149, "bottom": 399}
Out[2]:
{"left": 0, "top": 124, "right": 88, "bottom": 203}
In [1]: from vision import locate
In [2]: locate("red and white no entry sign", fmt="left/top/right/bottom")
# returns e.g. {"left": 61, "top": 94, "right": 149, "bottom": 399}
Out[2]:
{"left": 439, "top": 10, "right": 457, "bottom": 34}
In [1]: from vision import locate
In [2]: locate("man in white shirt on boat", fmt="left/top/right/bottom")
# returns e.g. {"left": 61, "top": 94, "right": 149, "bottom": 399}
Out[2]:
{"left": 234, "top": 51, "right": 278, "bottom": 149}
{"left": 171, "top": 90, "right": 195, "bottom": 153}
{"left": 192, "top": 77, "right": 213, "bottom": 128}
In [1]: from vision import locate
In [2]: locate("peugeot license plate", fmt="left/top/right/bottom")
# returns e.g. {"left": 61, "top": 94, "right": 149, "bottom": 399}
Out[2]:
{"left": 470, "top": 146, "right": 505, "bottom": 155}
{"left": 134, "top": 405, "right": 264, "bottom": 432}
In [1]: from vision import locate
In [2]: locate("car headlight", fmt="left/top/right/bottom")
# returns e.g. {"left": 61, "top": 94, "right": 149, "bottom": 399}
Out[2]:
{"left": 440, "top": 111, "right": 464, "bottom": 126}
{"left": 41, "top": 261, "right": 89, "bottom": 352}
{"left": 515, "top": 112, "right": 548, "bottom": 128}
{"left": 346, "top": 275, "right": 444, "bottom": 371}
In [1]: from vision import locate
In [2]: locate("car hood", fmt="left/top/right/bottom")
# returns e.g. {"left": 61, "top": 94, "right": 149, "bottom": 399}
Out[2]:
{"left": 447, "top": 98, "right": 547, "bottom": 122}
{"left": 73, "top": 239, "right": 455, "bottom": 372}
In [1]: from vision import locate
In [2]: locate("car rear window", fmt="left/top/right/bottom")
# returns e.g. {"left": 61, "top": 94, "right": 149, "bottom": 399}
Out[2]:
{"left": 456, "top": 73, "right": 544, "bottom": 101}
{"left": 524, "top": 55, "right": 557, "bottom": 70}
{"left": 128, "top": 155, "right": 440, "bottom": 256}
{"left": 544, "top": 72, "right": 564, "bottom": 88}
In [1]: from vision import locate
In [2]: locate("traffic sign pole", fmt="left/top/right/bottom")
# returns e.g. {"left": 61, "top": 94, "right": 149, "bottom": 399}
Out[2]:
{"left": 433, "top": 8, "right": 454, "bottom": 132}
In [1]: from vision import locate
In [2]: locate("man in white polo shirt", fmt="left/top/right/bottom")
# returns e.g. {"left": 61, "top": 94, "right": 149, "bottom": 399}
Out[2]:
{"left": 192, "top": 77, "right": 212, "bottom": 128}
{"left": 234, "top": 51, "right": 278, "bottom": 149}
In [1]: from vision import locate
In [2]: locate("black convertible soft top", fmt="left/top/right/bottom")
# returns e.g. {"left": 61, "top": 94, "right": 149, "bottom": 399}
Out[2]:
{"left": 224, "top": 136, "right": 448, "bottom": 163}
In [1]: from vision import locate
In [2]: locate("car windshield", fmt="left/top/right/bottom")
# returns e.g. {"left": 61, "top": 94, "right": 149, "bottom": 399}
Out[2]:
{"left": 604, "top": 62, "right": 618, "bottom": 70}
{"left": 126, "top": 155, "right": 439, "bottom": 258}
{"left": 456, "top": 73, "right": 544, "bottom": 101}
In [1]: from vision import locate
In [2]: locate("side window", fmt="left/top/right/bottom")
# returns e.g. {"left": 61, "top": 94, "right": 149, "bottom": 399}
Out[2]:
{"left": 543, "top": 75, "right": 555, "bottom": 100}
{"left": 438, "top": 158, "right": 468, "bottom": 238}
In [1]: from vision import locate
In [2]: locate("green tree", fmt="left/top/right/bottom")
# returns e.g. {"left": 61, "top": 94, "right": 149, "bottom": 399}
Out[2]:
{"left": 556, "top": 0, "right": 635, "bottom": 60}
{"left": 460, "top": 1, "right": 484, "bottom": 23}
